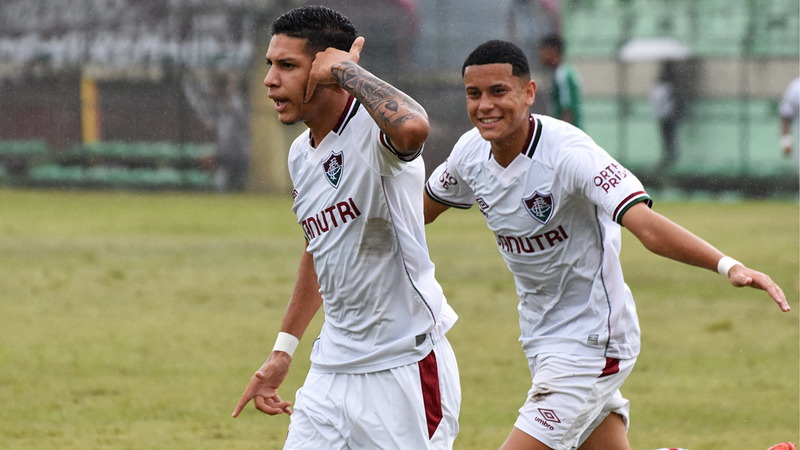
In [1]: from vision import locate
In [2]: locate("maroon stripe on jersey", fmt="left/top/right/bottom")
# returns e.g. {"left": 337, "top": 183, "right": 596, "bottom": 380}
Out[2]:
{"left": 523, "top": 114, "right": 541, "bottom": 158}
{"left": 612, "top": 191, "right": 648, "bottom": 223}
{"left": 379, "top": 131, "right": 422, "bottom": 161}
{"left": 599, "top": 357, "right": 620, "bottom": 377}
{"left": 425, "top": 182, "right": 473, "bottom": 209}
{"left": 418, "top": 350, "right": 443, "bottom": 439}
{"left": 332, "top": 95, "right": 356, "bottom": 134}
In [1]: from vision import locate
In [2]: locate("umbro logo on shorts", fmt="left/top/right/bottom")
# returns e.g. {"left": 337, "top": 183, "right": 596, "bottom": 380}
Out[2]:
{"left": 535, "top": 408, "right": 561, "bottom": 431}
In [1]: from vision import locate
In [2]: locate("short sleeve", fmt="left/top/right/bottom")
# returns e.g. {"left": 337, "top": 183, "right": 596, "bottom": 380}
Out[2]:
{"left": 560, "top": 139, "right": 652, "bottom": 224}
{"left": 425, "top": 157, "right": 475, "bottom": 209}
{"left": 347, "top": 111, "right": 412, "bottom": 178}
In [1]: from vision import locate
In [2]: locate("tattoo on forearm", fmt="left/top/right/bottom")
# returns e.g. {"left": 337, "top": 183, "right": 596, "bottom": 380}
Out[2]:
{"left": 332, "top": 61, "right": 425, "bottom": 130}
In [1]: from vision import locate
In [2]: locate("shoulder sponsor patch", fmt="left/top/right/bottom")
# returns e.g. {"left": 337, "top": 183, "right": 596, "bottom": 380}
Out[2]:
{"left": 523, "top": 191, "right": 554, "bottom": 224}
{"left": 322, "top": 151, "right": 344, "bottom": 188}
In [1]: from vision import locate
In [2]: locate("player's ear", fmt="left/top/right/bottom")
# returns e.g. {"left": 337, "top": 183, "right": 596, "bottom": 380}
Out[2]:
{"left": 525, "top": 79, "right": 537, "bottom": 106}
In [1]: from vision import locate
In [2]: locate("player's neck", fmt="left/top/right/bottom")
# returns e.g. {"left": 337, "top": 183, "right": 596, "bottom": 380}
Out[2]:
{"left": 490, "top": 120, "right": 532, "bottom": 168}
{"left": 306, "top": 89, "right": 351, "bottom": 148}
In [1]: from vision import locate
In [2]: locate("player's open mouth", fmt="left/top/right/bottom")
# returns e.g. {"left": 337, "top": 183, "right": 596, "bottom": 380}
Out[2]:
{"left": 273, "top": 98, "right": 289, "bottom": 112}
{"left": 480, "top": 118, "right": 501, "bottom": 124}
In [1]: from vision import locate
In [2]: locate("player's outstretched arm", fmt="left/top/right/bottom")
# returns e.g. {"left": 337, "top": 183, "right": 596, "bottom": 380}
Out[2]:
{"left": 621, "top": 202, "right": 790, "bottom": 312}
{"left": 305, "top": 36, "right": 429, "bottom": 155}
{"left": 232, "top": 246, "right": 324, "bottom": 417}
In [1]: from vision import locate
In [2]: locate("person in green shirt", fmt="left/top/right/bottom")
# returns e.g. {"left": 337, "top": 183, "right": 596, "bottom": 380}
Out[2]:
{"left": 538, "top": 33, "right": 583, "bottom": 129}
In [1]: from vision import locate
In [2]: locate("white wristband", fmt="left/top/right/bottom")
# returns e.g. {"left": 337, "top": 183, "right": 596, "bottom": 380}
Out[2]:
{"left": 272, "top": 332, "right": 300, "bottom": 357}
{"left": 717, "top": 256, "right": 742, "bottom": 277}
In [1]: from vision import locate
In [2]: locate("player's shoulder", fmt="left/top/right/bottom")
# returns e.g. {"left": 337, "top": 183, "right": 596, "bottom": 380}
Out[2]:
{"left": 451, "top": 127, "right": 490, "bottom": 161}
{"left": 340, "top": 100, "right": 381, "bottom": 135}
{"left": 537, "top": 115, "right": 593, "bottom": 153}
{"left": 536, "top": 115, "right": 608, "bottom": 168}
{"left": 288, "top": 130, "right": 311, "bottom": 160}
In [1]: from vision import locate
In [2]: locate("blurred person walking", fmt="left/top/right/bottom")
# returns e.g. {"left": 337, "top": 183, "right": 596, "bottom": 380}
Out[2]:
{"left": 231, "top": 5, "right": 460, "bottom": 449}
{"left": 183, "top": 72, "right": 251, "bottom": 192}
{"left": 538, "top": 33, "right": 583, "bottom": 129}
{"left": 778, "top": 76, "right": 799, "bottom": 156}
{"left": 507, "top": 0, "right": 561, "bottom": 63}
{"left": 649, "top": 61, "right": 685, "bottom": 169}
{"left": 425, "top": 40, "right": 789, "bottom": 450}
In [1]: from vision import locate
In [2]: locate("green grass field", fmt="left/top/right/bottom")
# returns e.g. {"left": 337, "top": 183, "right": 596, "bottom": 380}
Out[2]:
{"left": 1, "top": 188, "right": 797, "bottom": 449}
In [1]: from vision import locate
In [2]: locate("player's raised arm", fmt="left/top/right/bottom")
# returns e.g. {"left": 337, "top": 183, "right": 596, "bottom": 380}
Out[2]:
{"left": 621, "top": 202, "right": 790, "bottom": 312}
{"left": 304, "top": 37, "right": 429, "bottom": 155}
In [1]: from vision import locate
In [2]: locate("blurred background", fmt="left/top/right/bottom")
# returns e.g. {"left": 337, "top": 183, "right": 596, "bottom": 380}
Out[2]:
{"left": 0, "top": 0, "right": 798, "bottom": 197}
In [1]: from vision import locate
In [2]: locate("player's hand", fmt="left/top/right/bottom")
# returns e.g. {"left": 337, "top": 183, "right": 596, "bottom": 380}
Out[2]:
{"left": 304, "top": 36, "right": 365, "bottom": 103}
{"left": 232, "top": 352, "right": 293, "bottom": 417}
{"left": 727, "top": 265, "right": 790, "bottom": 312}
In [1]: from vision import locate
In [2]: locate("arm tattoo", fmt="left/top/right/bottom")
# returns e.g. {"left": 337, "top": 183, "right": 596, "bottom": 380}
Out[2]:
{"left": 332, "top": 61, "right": 426, "bottom": 132}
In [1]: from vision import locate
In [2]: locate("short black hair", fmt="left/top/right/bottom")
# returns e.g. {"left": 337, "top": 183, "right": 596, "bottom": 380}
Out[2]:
{"left": 462, "top": 40, "right": 530, "bottom": 78}
{"left": 271, "top": 5, "right": 358, "bottom": 56}
{"left": 539, "top": 33, "right": 564, "bottom": 54}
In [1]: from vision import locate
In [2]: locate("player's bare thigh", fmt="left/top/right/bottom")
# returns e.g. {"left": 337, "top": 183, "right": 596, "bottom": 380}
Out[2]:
{"left": 499, "top": 413, "right": 630, "bottom": 450}
{"left": 499, "top": 426, "right": 551, "bottom": 450}
{"left": 578, "top": 413, "right": 630, "bottom": 450}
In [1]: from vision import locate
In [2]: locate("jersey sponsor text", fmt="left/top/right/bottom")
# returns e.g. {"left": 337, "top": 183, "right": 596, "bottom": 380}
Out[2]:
{"left": 436, "top": 162, "right": 458, "bottom": 189}
{"left": 496, "top": 225, "right": 569, "bottom": 254}
{"left": 301, "top": 197, "right": 362, "bottom": 240}
{"left": 593, "top": 163, "right": 630, "bottom": 193}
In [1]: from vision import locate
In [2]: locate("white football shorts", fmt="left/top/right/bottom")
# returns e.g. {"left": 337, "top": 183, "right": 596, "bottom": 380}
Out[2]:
{"left": 284, "top": 335, "right": 460, "bottom": 449}
{"left": 514, "top": 353, "right": 636, "bottom": 450}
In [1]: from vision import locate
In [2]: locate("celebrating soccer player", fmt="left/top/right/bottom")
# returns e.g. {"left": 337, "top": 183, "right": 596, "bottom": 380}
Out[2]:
{"left": 232, "top": 6, "right": 461, "bottom": 449}
{"left": 424, "top": 40, "right": 789, "bottom": 450}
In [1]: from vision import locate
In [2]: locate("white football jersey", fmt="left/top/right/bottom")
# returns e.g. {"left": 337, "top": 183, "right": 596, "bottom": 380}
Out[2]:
{"left": 289, "top": 96, "right": 456, "bottom": 374}
{"left": 426, "top": 114, "right": 650, "bottom": 360}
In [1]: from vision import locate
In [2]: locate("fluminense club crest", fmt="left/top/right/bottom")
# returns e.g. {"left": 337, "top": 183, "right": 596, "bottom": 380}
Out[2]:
{"left": 523, "top": 191, "right": 554, "bottom": 224}
{"left": 322, "top": 151, "right": 343, "bottom": 188}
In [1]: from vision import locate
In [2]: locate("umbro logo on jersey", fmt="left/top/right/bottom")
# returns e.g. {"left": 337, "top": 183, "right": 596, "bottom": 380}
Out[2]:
{"left": 322, "top": 151, "right": 344, "bottom": 188}
{"left": 523, "top": 191, "right": 554, "bottom": 224}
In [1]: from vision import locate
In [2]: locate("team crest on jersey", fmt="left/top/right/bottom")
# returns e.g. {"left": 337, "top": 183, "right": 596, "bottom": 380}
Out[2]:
{"left": 322, "top": 151, "right": 344, "bottom": 188}
{"left": 523, "top": 191, "right": 554, "bottom": 224}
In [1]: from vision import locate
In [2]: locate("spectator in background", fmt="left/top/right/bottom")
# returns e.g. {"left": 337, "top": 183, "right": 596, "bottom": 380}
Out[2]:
{"left": 649, "top": 61, "right": 684, "bottom": 169}
{"left": 778, "top": 76, "right": 799, "bottom": 157}
{"left": 183, "top": 72, "right": 250, "bottom": 192}
{"left": 538, "top": 33, "right": 583, "bottom": 129}
{"left": 507, "top": 0, "right": 561, "bottom": 69}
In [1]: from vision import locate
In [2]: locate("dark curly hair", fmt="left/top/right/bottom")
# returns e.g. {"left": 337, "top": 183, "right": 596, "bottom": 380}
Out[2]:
{"left": 462, "top": 40, "right": 530, "bottom": 79}
{"left": 271, "top": 5, "right": 358, "bottom": 56}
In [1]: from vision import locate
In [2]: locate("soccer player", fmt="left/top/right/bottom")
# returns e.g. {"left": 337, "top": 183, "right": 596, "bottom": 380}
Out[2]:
{"left": 232, "top": 6, "right": 460, "bottom": 449}
{"left": 538, "top": 34, "right": 583, "bottom": 129}
{"left": 424, "top": 40, "right": 789, "bottom": 450}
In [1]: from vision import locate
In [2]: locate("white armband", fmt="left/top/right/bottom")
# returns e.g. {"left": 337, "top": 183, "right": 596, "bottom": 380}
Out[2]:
{"left": 272, "top": 332, "right": 300, "bottom": 357}
{"left": 717, "top": 256, "right": 742, "bottom": 277}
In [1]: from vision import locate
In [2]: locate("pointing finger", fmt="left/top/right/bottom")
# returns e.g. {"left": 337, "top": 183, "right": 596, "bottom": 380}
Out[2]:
{"left": 232, "top": 394, "right": 252, "bottom": 418}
